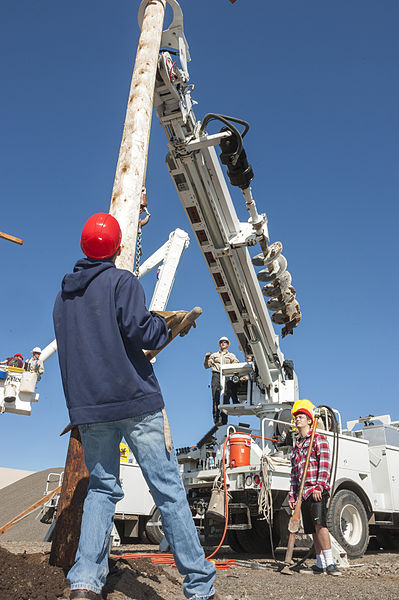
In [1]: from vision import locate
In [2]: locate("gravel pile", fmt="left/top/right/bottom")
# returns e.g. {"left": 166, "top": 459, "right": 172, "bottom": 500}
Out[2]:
{"left": 0, "top": 468, "right": 63, "bottom": 542}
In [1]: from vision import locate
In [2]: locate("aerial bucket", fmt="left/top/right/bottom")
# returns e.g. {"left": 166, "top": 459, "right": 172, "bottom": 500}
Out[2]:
{"left": 229, "top": 433, "right": 251, "bottom": 468}
{"left": 19, "top": 371, "right": 38, "bottom": 394}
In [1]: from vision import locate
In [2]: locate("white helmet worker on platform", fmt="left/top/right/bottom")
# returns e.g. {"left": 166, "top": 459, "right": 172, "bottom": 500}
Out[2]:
{"left": 204, "top": 335, "right": 239, "bottom": 426}
{"left": 25, "top": 347, "right": 44, "bottom": 379}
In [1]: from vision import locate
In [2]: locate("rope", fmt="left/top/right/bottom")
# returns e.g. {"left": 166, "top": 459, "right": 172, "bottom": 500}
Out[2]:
{"left": 258, "top": 455, "right": 275, "bottom": 525}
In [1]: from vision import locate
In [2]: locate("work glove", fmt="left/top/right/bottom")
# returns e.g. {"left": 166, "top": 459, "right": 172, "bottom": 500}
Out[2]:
{"left": 153, "top": 310, "right": 195, "bottom": 337}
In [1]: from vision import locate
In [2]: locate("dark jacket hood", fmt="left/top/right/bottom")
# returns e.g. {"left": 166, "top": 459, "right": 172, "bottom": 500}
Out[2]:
{"left": 62, "top": 257, "right": 115, "bottom": 294}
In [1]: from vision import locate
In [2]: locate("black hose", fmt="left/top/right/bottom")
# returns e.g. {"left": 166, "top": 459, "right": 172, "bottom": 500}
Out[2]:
{"left": 317, "top": 405, "right": 340, "bottom": 502}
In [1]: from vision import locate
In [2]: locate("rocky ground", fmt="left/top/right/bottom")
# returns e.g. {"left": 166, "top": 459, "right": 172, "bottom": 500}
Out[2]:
{"left": 1, "top": 541, "right": 399, "bottom": 600}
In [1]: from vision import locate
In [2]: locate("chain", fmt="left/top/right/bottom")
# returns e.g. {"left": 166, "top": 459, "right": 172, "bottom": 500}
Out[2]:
{"left": 134, "top": 187, "right": 150, "bottom": 277}
{"left": 134, "top": 225, "right": 142, "bottom": 277}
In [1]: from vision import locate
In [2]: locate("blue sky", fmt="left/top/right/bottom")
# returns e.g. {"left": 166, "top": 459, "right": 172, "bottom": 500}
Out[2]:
{"left": 1, "top": 0, "right": 398, "bottom": 471}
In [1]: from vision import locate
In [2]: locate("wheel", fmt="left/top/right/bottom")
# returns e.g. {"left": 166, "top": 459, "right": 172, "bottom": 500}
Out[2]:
{"left": 145, "top": 508, "right": 164, "bottom": 545}
{"left": 376, "top": 532, "right": 399, "bottom": 551}
{"left": 138, "top": 516, "right": 150, "bottom": 543}
{"left": 327, "top": 489, "right": 369, "bottom": 558}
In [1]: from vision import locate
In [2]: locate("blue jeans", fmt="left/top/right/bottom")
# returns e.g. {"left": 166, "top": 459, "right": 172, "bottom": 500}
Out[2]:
{"left": 67, "top": 409, "right": 216, "bottom": 599}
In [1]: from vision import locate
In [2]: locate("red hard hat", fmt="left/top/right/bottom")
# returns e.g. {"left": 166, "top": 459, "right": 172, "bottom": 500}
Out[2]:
{"left": 80, "top": 213, "right": 122, "bottom": 259}
{"left": 14, "top": 353, "right": 23, "bottom": 358}
{"left": 293, "top": 408, "right": 313, "bottom": 423}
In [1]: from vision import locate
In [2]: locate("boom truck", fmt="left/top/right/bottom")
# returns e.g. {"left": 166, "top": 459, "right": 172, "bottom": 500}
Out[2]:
{"left": 147, "top": 0, "right": 399, "bottom": 559}
{"left": 2, "top": 0, "right": 398, "bottom": 559}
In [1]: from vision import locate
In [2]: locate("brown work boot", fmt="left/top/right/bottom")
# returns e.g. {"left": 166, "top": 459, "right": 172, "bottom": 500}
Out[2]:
{"left": 70, "top": 590, "right": 102, "bottom": 599}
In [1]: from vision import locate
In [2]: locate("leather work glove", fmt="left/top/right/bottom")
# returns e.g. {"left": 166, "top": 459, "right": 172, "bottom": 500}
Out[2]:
{"left": 152, "top": 310, "right": 195, "bottom": 337}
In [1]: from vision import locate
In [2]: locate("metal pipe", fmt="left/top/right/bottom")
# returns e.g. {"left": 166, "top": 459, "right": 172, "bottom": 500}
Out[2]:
{"left": 110, "top": 0, "right": 167, "bottom": 272}
{"left": 242, "top": 187, "right": 269, "bottom": 255}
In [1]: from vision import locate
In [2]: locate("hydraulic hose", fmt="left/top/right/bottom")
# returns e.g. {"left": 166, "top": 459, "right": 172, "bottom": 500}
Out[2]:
{"left": 317, "top": 405, "right": 340, "bottom": 500}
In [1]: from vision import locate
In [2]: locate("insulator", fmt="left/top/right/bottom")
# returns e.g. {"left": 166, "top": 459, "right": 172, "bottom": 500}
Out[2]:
{"left": 257, "top": 255, "right": 287, "bottom": 282}
{"left": 251, "top": 241, "right": 282, "bottom": 266}
{"left": 262, "top": 271, "right": 292, "bottom": 297}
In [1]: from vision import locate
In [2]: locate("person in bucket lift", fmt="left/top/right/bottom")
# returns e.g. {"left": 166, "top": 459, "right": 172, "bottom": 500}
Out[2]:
{"left": 24, "top": 347, "right": 45, "bottom": 381}
{"left": 53, "top": 213, "right": 219, "bottom": 600}
{"left": 0, "top": 353, "right": 24, "bottom": 368}
{"left": 204, "top": 336, "right": 239, "bottom": 426}
{"left": 288, "top": 401, "right": 342, "bottom": 576}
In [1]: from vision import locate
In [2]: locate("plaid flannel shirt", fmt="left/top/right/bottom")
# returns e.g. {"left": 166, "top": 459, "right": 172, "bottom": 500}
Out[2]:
{"left": 289, "top": 431, "right": 330, "bottom": 503}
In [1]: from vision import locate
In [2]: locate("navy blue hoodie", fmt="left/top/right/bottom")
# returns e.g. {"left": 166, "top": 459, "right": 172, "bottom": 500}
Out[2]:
{"left": 53, "top": 258, "right": 169, "bottom": 426}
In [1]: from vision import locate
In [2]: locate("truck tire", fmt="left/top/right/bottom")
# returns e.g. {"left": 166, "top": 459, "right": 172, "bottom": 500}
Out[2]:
{"left": 327, "top": 489, "right": 369, "bottom": 558}
{"left": 145, "top": 508, "right": 164, "bottom": 545}
{"left": 138, "top": 516, "right": 150, "bottom": 543}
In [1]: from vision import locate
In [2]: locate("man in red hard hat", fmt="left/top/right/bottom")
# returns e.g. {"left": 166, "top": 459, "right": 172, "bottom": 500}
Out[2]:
{"left": 288, "top": 405, "right": 341, "bottom": 576}
{"left": 53, "top": 213, "right": 217, "bottom": 600}
{"left": 0, "top": 353, "right": 24, "bottom": 368}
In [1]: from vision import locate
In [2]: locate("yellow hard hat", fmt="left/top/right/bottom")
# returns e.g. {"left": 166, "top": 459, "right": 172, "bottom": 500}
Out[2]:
{"left": 292, "top": 398, "right": 316, "bottom": 423}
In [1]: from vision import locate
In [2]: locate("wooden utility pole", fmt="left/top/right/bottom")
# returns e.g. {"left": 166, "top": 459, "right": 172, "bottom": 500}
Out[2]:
{"left": 110, "top": 0, "right": 167, "bottom": 271}
{"left": 50, "top": 0, "right": 167, "bottom": 568}
{"left": 50, "top": 427, "right": 89, "bottom": 566}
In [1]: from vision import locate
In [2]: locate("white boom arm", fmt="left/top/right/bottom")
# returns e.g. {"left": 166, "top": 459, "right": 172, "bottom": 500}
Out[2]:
{"left": 153, "top": 1, "right": 301, "bottom": 404}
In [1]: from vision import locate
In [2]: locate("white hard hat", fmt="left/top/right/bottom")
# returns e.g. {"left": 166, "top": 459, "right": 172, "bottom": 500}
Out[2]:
{"left": 31, "top": 347, "right": 42, "bottom": 354}
{"left": 218, "top": 336, "right": 230, "bottom": 344}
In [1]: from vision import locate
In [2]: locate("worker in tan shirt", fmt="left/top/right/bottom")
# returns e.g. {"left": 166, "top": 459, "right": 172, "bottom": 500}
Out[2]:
{"left": 204, "top": 336, "right": 239, "bottom": 425}
{"left": 24, "top": 347, "right": 45, "bottom": 381}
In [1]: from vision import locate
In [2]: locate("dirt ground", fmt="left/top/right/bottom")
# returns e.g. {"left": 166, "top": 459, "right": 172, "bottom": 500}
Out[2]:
{"left": 1, "top": 541, "right": 399, "bottom": 600}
